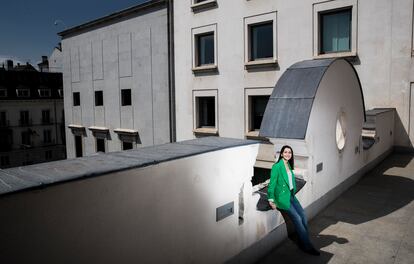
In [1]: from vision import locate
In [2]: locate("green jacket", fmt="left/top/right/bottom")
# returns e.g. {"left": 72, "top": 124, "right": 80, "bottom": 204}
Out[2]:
{"left": 267, "top": 160, "right": 297, "bottom": 210}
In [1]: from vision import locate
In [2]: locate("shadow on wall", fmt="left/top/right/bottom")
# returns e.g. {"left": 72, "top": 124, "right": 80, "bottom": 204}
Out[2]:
{"left": 258, "top": 153, "right": 414, "bottom": 263}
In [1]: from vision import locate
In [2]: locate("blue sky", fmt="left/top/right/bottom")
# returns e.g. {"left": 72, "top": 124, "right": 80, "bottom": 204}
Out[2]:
{"left": 0, "top": 0, "right": 148, "bottom": 66}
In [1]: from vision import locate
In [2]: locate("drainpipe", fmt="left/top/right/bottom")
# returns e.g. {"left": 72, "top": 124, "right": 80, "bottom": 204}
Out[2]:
{"left": 167, "top": 0, "right": 176, "bottom": 142}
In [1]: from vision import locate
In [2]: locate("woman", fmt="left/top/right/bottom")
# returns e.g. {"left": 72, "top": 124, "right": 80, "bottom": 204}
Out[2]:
{"left": 268, "top": 145, "right": 320, "bottom": 256}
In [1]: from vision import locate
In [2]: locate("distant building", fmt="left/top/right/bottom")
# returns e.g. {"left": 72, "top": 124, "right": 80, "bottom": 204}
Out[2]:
{"left": 49, "top": 43, "right": 62, "bottom": 73}
{"left": 58, "top": 0, "right": 172, "bottom": 158}
{"left": 0, "top": 63, "right": 66, "bottom": 168}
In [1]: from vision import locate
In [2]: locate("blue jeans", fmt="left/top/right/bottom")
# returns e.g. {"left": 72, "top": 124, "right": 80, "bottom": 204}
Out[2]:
{"left": 284, "top": 195, "right": 313, "bottom": 250}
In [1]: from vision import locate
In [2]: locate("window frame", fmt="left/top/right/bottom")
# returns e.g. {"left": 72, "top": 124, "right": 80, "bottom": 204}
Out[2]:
{"left": 244, "top": 12, "right": 277, "bottom": 69}
{"left": 0, "top": 88, "right": 7, "bottom": 98}
{"left": 121, "top": 89, "right": 132, "bottom": 106}
{"left": 313, "top": 0, "right": 358, "bottom": 58}
{"left": 73, "top": 92, "right": 80, "bottom": 106}
{"left": 95, "top": 90, "right": 104, "bottom": 106}
{"left": 38, "top": 88, "right": 51, "bottom": 98}
{"left": 16, "top": 88, "right": 30, "bottom": 98}
{"left": 191, "top": 0, "right": 218, "bottom": 13}
{"left": 244, "top": 87, "right": 273, "bottom": 138}
{"left": 192, "top": 24, "right": 218, "bottom": 73}
{"left": 192, "top": 89, "right": 218, "bottom": 135}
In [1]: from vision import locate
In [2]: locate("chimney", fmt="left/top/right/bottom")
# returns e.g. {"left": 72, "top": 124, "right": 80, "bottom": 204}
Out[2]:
{"left": 42, "top": 56, "right": 48, "bottom": 63}
{"left": 6, "top": 60, "right": 13, "bottom": 70}
{"left": 38, "top": 56, "right": 49, "bottom": 72}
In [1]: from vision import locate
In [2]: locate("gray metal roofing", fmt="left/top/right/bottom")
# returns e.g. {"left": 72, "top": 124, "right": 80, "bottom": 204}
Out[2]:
{"left": 0, "top": 137, "right": 259, "bottom": 197}
{"left": 259, "top": 58, "right": 363, "bottom": 139}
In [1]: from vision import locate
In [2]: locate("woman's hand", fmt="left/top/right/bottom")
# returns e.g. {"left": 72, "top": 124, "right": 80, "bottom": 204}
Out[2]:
{"left": 269, "top": 201, "right": 277, "bottom": 210}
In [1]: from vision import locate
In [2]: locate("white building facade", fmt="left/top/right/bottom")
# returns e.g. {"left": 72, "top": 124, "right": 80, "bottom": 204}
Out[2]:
{"left": 60, "top": 0, "right": 172, "bottom": 158}
{"left": 173, "top": 0, "right": 414, "bottom": 150}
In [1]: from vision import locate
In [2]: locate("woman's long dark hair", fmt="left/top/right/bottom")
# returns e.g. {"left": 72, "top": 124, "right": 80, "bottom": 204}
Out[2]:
{"left": 277, "top": 145, "right": 294, "bottom": 169}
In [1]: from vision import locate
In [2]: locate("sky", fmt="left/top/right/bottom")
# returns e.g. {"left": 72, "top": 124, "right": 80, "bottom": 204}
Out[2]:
{"left": 0, "top": 0, "right": 148, "bottom": 67}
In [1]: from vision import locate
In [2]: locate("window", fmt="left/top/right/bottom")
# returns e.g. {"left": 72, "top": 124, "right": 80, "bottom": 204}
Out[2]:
{"left": 121, "top": 89, "right": 131, "bottom": 106}
{"left": 95, "top": 90, "right": 103, "bottom": 106}
{"left": 250, "top": 22, "right": 273, "bottom": 60}
{"left": 43, "top": 130, "right": 52, "bottom": 143}
{"left": 45, "top": 150, "right": 52, "bottom": 160}
{"left": 196, "top": 33, "right": 214, "bottom": 66}
{"left": 0, "top": 156, "right": 10, "bottom": 166}
{"left": 73, "top": 92, "right": 80, "bottom": 106}
{"left": 0, "top": 111, "right": 8, "bottom": 127}
{"left": 96, "top": 138, "right": 105, "bottom": 152}
{"left": 191, "top": 0, "right": 217, "bottom": 12}
{"left": 313, "top": 0, "right": 357, "bottom": 58}
{"left": 250, "top": 96, "right": 270, "bottom": 131}
{"left": 320, "top": 9, "right": 352, "bottom": 54}
{"left": 42, "top": 110, "right": 51, "bottom": 124}
{"left": 244, "top": 88, "right": 273, "bottom": 137}
{"left": 21, "top": 131, "right": 31, "bottom": 145}
{"left": 197, "top": 97, "right": 215, "bottom": 128}
{"left": 20, "top": 111, "right": 30, "bottom": 125}
{"left": 38, "top": 89, "right": 51, "bottom": 97}
{"left": 122, "top": 141, "right": 133, "bottom": 150}
{"left": 0, "top": 89, "right": 7, "bottom": 97}
{"left": 16, "top": 89, "right": 30, "bottom": 97}
{"left": 244, "top": 12, "right": 277, "bottom": 69}
{"left": 192, "top": 24, "right": 217, "bottom": 72}
{"left": 75, "top": 135, "right": 83, "bottom": 157}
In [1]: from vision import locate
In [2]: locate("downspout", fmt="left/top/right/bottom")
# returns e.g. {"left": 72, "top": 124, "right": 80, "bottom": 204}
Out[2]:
{"left": 167, "top": 0, "right": 176, "bottom": 142}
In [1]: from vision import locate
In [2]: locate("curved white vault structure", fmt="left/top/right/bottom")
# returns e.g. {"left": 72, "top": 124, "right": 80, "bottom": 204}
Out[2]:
{"left": 0, "top": 59, "right": 394, "bottom": 263}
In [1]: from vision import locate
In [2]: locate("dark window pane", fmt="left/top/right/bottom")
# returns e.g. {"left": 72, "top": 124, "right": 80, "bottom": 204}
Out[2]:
{"left": 42, "top": 110, "right": 50, "bottom": 124}
{"left": 75, "top": 135, "right": 83, "bottom": 157}
{"left": 95, "top": 91, "right": 103, "bottom": 106}
{"left": 122, "top": 141, "right": 133, "bottom": 150}
{"left": 73, "top": 92, "right": 80, "bottom": 106}
{"left": 121, "top": 89, "right": 132, "bottom": 106}
{"left": 320, "top": 9, "right": 351, "bottom": 53}
{"left": 198, "top": 97, "right": 215, "bottom": 127}
{"left": 250, "top": 22, "right": 273, "bottom": 60}
{"left": 21, "top": 131, "right": 31, "bottom": 145}
{"left": 197, "top": 33, "right": 214, "bottom": 66}
{"left": 96, "top": 138, "right": 105, "bottom": 152}
{"left": 251, "top": 167, "right": 270, "bottom": 186}
{"left": 251, "top": 96, "right": 270, "bottom": 130}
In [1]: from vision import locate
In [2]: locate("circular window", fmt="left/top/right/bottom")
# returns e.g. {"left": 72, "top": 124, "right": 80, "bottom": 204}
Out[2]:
{"left": 336, "top": 111, "right": 346, "bottom": 151}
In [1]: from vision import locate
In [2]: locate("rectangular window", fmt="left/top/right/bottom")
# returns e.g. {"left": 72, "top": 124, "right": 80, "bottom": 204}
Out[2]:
{"left": 20, "top": 111, "right": 30, "bottom": 125}
{"left": 75, "top": 135, "right": 83, "bottom": 157}
{"left": 21, "top": 131, "right": 31, "bottom": 145}
{"left": 250, "top": 96, "right": 270, "bottom": 131}
{"left": 196, "top": 32, "right": 215, "bottom": 66}
{"left": 45, "top": 150, "right": 52, "bottom": 160}
{"left": 197, "top": 97, "right": 215, "bottom": 128}
{"left": 38, "top": 89, "right": 51, "bottom": 97}
{"left": 0, "top": 112, "right": 7, "bottom": 127}
{"left": 96, "top": 138, "right": 105, "bottom": 152}
{"left": 320, "top": 8, "right": 352, "bottom": 54}
{"left": 42, "top": 109, "right": 51, "bottom": 124}
{"left": 16, "top": 89, "right": 30, "bottom": 97}
{"left": 121, "top": 89, "right": 132, "bottom": 106}
{"left": 43, "top": 130, "right": 52, "bottom": 143}
{"left": 0, "top": 89, "right": 7, "bottom": 97}
{"left": 95, "top": 90, "right": 103, "bottom": 106}
{"left": 122, "top": 141, "right": 133, "bottom": 150}
{"left": 0, "top": 156, "right": 10, "bottom": 166}
{"left": 73, "top": 92, "right": 80, "bottom": 106}
{"left": 250, "top": 22, "right": 273, "bottom": 61}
